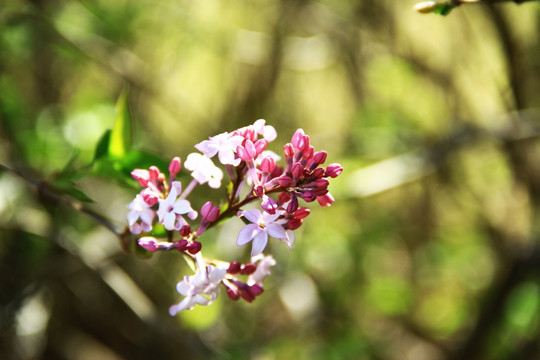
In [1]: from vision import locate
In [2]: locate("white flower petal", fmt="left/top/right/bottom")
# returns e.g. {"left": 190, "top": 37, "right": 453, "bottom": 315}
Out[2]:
{"left": 237, "top": 224, "right": 260, "bottom": 246}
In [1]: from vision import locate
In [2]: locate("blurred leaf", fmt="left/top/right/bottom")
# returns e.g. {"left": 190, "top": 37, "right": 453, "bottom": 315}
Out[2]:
{"left": 49, "top": 177, "right": 94, "bottom": 203}
{"left": 119, "top": 149, "right": 169, "bottom": 174}
{"left": 434, "top": 3, "right": 454, "bottom": 16}
{"left": 108, "top": 88, "right": 133, "bottom": 159}
{"left": 93, "top": 129, "right": 112, "bottom": 161}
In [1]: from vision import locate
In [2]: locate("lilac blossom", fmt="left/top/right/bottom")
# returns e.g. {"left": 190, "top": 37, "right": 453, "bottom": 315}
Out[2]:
{"left": 236, "top": 209, "right": 288, "bottom": 256}
{"left": 184, "top": 153, "right": 223, "bottom": 189}
{"left": 127, "top": 194, "right": 155, "bottom": 234}
{"left": 168, "top": 254, "right": 227, "bottom": 315}
{"left": 157, "top": 181, "right": 197, "bottom": 231}
{"left": 195, "top": 132, "right": 244, "bottom": 166}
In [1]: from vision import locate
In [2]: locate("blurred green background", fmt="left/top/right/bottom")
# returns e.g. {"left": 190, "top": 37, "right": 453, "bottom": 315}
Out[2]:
{"left": 2, "top": 0, "right": 540, "bottom": 359}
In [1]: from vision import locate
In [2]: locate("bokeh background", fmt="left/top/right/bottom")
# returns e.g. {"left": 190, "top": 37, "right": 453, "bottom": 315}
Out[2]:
{"left": 2, "top": 0, "right": 540, "bottom": 359}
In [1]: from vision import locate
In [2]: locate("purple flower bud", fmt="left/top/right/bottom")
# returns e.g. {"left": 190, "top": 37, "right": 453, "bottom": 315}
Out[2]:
{"left": 179, "top": 225, "right": 191, "bottom": 237}
{"left": 207, "top": 205, "right": 220, "bottom": 222}
{"left": 176, "top": 239, "right": 188, "bottom": 251}
{"left": 286, "top": 195, "right": 299, "bottom": 213}
{"left": 261, "top": 195, "right": 278, "bottom": 214}
{"left": 149, "top": 166, "right": 160, "bottom": 180}
{"left": 325, "top": 163, "right": 343, "bottom": 178}
{"left": 315, "top": 178, "right": 330, "bottom": 188}
{"left": 278, "top": 191, "right": 291, "bottom": 204}
{"left": 168, "top": 157, "right": 181, "bottom": 176}
{"left": 186, "top": 241, "right": 202, "bottom": 254}
{"left": 302, "top": 191, "right": 317, "bottom": 202}
{"left": 291, "top": 129, "right": 306, "bottom": 150}
{"left": 138, "top": 237, "right": 158, "bottom": 252}
{"left": 227, "top": 261, "right": 241, "bottom": 274}
{"left": 278, "top": 176, "right": 293, "bottom": 187}
{"left": 317, "top": 193, "right": 335, "bottom": 207}
{"left": 248, "top": 284, "right": 264, "bottom": 297}
{"left": 201, "top": 201, "right": 214, "bottom": 219}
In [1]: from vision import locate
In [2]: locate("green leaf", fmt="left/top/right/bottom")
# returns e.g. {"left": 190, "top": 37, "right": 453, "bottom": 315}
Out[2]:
{"left": 119, "top": 149, "right": 170, "bottom": 174}
{"left": 434, "top": 3, "right": 454, "bottom": 16}
{"left": 108, "top": 88, "right": 133, "bottom": 158}
{"left": 93, "top": 129, "right": 111, "bottom": 161}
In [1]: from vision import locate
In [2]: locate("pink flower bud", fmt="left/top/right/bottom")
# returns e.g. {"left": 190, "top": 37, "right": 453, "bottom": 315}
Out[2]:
{"left": 254, "top": 139, "right": 267, "bottom": 155}
{"left": 313, "top": 151, "right": 327, "bottom": 165}
{"left": 291, "top": 129, "right": 306, "bottom": 150}
{"left": 260, "top": 157, "right": 276, "bottom": 173}
{"left": 303, "top": 146, "right": 314, "bottom": 160}
{"left": 291, "top": 163, "right": 304, "bottom": 178}
{"left": 283, "top": 143, "right": 294, "bottom": 157}
{"left": 315, "top": 178, "right": 330, "bottom": 188}
{"left": 227, "top": 286, "right": 240, "bottom": 300}
{"left": 131, "top": 169, "right": 150, "bottom": 187}
{"left": 138, "top": 237, "right": 158, "bottom": 252}
{"left": 168, "top": 156, "right": 181, "bottom": 176}
{"left": 240, "top": 288, "right": 255, "bottom": 303}
{"left": 149, "top": 166, "right": 160, "bottom": 180}
{"left": 287, "top": 218, "right": 302, "bottom": 230}
{"left": 207, "top": 206, "right": 220, "bottom": 222}
{"left": 317, "top": 193, "right": 335, "bottom": 207}
{"left": 279, "top": 192, "right": 291, "bottom": 204}
{"left": 294, "top": 207, "right": 310, "bottom": 219}
{"left": 312, "top": 167, "right": 325, "bottom": 178}
{"left": 325, "top": 163, "right": 343, "bottom": 178}
{"left": 278, "top": 176, "right": 293, "bottom": 187}
{"left": 200, "top": 201, "right": 213, "bottom": 219}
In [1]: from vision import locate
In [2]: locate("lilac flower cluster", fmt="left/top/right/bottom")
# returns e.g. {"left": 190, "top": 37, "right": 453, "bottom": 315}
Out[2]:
{"left": 126, "top": 120, "right": 343, "bottom": 315}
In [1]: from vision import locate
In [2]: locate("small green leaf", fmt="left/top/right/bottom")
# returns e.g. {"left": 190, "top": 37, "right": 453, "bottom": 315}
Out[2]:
{"left": 64, "top": 186, "right": 94, "bottom": 202}
{"left": 119, "top": 149, "right": 170, "bottom": 175}
{"left": 434, "top": 3, "right": 454, "bottom": 16}
{"left": 108, "top": 88, "right": 133, "bottom": 158}
{"left": 93, "top": 129, "right": 111, "bottom": 161}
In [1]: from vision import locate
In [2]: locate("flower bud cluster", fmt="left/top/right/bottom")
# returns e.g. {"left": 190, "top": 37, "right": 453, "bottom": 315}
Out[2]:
{"left": 126, "top": 120, "right": 342, "bottom": 314}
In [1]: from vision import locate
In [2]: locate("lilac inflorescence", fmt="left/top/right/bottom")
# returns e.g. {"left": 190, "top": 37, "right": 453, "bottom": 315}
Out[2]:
{"left": 126, "top": 120, "right": 343, "bottom": 314}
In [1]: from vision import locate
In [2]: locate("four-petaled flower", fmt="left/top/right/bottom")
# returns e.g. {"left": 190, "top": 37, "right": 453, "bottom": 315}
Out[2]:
{"left": 195, "top": 132, "right": 244, "bottom": 166}
{"left": 236, "top": 209, "right": 288, "bottom": 256}
{"left": 157, "top": 181, "right": 197, "bottom": 230}
{"left": 168, "top": 253, "right": 227, "bottom": 315}
{"left": 184, "top": 153, "right": 224, "bottom": 189}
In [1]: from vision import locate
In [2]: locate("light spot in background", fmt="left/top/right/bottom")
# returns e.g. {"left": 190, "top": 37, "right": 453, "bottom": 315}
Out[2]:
{"left": 279, "top": 274, "right": 320, "bottom": 324}
{"left": 0, "top": 174, "right": 23, "bottom": 219}
{"left": 234, "top": 30, "right": 271, "bottom": 65}
{"left": 63, "top": 106, "right": 114, "bottom": 150}
{"left": 283, "top": 34, "right": 334, "bottom": 71}
{"left": 15, "top": 290, "right": 51, "bottom": 359}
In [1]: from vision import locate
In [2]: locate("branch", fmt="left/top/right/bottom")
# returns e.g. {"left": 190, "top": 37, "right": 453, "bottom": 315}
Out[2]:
{"left": 0, "top": 163, "right": 121, "bottom": 236}
{"left": 414, "top": 0, "right": 538, "bottom": 15}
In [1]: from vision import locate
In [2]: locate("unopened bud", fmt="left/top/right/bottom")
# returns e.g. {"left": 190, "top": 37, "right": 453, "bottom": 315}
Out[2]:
{"left": 168, "top": 156, "right": 181, "bottom": 176}
{"left": 138, "top": 237, "right": 158, "bottom": 252}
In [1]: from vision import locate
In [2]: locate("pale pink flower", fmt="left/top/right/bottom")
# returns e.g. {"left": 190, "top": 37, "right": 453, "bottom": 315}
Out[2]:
{"left": 127, "top": 194, "right": 155, "bottom": 234}
{"left": 195, "top": 132, "right": 244, "bottom": 166}
{"left": 236, "top": 209, "right": 288, "bottom": 256}
{"left": 157, "top": 181, "right": 197, "bottom": 231}
{"left": 248, "top": 254, "right": 276, "bottom": 285}
{"left": 169, "top": 253, "right": 227, "bottom": 315}
{"left": 184, "top": 153, "right": 223, "bottom": 189}
{"left": 252, "top": 119, "right": 277, "bottom": 142}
